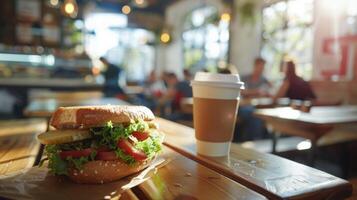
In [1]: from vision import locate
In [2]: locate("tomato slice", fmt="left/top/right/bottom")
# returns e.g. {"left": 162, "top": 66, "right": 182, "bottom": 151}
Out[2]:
{"left": 132, "top": 131, "right": 150, "bottom": 141}
{"left": 96, "top": 151, "right": 118, "bottom": 161}
{"left": 59, "top": 148, "right": 93, "bottom": 159}
{"left": 117, "top": 139, "right": 147, "bottom": 161}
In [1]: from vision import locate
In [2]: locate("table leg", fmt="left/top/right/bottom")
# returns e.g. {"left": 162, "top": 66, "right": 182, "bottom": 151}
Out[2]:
{"left": 341, "top": 144, "right": 350, "bottom": 178}
{"left": 308, "top": 126, "right": 332, "bottom": 167}
{"left": 308, "top": 139, "right": 317, "bottom": 166}
{"left": 272, "top": 132, "right": 280, "bottom": 154}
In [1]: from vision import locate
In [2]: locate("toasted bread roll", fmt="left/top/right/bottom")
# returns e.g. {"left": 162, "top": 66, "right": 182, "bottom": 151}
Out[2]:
{"left": 50, "top": 105, "right": 155, "bottom": 129}
{"left": 67, "top": 159, "right": 152, "bottom": 184}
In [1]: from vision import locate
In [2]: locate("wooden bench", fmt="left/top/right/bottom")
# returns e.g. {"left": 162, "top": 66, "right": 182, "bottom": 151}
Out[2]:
{"left": 0, "top": 119, "right": 47, "bottom": 175}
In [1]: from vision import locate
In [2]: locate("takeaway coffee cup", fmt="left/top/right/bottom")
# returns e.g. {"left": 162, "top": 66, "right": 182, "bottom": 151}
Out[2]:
{"left": 191, "top": 72, "right": 244, "bottom": 156}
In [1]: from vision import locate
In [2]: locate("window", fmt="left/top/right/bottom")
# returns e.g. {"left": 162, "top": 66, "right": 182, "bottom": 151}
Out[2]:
{"left": 84, "top": 13, "right": 155, "bottom": 82}
{"left": 261, "top": 0, "right": 313, "bottom": 80}
{"left": 182, "top": 6, "right": 230, "bottom": 72}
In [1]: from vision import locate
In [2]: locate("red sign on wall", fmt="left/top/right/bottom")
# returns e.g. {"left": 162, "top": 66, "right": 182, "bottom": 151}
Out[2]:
{"left": 322, "top": 35, "right": 357, "bottom": 80}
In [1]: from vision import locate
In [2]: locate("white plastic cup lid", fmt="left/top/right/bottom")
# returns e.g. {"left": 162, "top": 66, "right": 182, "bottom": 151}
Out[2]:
{"left": 191, "top": 72, "right": 244, "bottom": 89}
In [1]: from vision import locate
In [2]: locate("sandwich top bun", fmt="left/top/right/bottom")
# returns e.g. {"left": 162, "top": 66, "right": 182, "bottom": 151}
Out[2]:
{"left": 50, "top": 105, "right": 155, "bottom": 129}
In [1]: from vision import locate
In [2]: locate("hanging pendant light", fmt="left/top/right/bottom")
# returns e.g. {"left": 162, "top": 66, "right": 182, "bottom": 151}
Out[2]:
{"left": 134, "top": 0, "right": 148, "bottom": 8}
{"left": 160, "top": 32, "right": 170, "bottom": 43}
{"left": 62, "top": 0, "right": 78, "bottom": 18}
{"left": 122, "top": 5, "right": 131, "bottom": 15}
{"left": 48, "top": 0, "right": 60, "bottom": 8}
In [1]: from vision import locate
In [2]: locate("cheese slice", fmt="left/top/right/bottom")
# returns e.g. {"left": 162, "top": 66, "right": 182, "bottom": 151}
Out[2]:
{"left": 37, "top": 130, "right": 92, "bottom": 144}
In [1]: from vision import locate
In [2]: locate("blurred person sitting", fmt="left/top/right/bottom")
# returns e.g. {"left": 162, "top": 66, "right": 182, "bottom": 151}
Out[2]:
{"left": 144, "top": 70, "right": 167, "bottom": 98}
{"left": 241, "top": 57, "right": 271, "bottom": 98}
{"left": 135, "top": 70, "right": 167, "bottom": 112}
{"left": 273, "top": 59, "right": 316, "bottom": 101}
{"left": 235, "top": 58, "right": 271, "bottom": 142}
{"left": 175, "top": 69, "right": 193, "bottom": 99}
{"left": 158, "top": 72, "right": 179, "bottom": 117}
{"left": 99, "top": 57, "right": 125, "bottom": 98}
{"left": 163, "top": 71, "right": 194, "bottom": 121}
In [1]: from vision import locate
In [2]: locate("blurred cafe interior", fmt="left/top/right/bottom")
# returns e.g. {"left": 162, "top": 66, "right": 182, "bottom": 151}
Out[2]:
{"left": 1, "top": 0, "right": 357, "bottom": 198}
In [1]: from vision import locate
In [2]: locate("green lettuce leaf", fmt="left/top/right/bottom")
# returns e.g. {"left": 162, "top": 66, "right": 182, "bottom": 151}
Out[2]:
{"left": 135, "top": 135, "right": 162, "bottom": 159}
{"left": 45, "top": 120, "right": 162, "bottom": 174}
{"left": 66, "top": 156, "right": 89, "bottom": 170}
{"left": 114, "top": 149, "right": 136, "bottom": 165}
{"left": 90, "top": 120, "right": 149, "bottom": 150}
{"left": 45, "top": 145, "right": 68, "bottom": 175}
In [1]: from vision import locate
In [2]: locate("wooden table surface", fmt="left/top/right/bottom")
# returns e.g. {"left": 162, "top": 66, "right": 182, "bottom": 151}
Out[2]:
{"left": 254, "top": 106, "right": 357, "bottom": 164}
{"left": 0, "top": 119, "right": 47, "bottom": 175}
{"left": 156, "top": 117, "right": 352, "bottom": 200}
{"left": 1, "top": 100, "right": 352, "bottom": 199}
{"left": 255, "top": 106, "right": 357, "bottom": 125}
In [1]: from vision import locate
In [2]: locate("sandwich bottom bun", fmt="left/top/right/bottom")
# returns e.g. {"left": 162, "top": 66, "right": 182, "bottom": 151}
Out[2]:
{"left": 67, "top": 159, "right": 153, "bottom": 184}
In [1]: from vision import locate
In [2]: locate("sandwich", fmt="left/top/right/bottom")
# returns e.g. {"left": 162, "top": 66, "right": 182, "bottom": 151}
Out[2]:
{"left": 37, "top": 105, "right": 163, "bottom": 184}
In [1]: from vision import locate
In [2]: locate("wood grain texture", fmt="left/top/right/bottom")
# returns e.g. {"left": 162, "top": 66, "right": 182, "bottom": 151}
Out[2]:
{"left": 135, "top": 147, "right": 266, "bottom": 200}
{"left": 0, "top": 146, "right": 266, "bottom": 200}
{"left": 156, "top": 118, "right": 353, "bottom": 200}
{"left": 0, "top": 119, "right": 47, "bottom": 175}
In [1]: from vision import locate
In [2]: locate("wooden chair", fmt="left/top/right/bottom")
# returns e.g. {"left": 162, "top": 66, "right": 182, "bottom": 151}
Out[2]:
{"left": 0, "top": 119, "right": 47, "bottom": 175}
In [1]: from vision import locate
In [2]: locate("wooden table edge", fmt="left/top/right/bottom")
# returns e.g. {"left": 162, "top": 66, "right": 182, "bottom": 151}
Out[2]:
{"left": 254, "top": 108, "right": 357, "bottom": 126}
{"left": 164, "top": 141, "right": 353, "bottom": 200}
{"left": 158, "top": 118, "right": 353, "bottom": 200}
